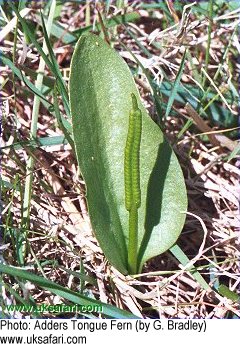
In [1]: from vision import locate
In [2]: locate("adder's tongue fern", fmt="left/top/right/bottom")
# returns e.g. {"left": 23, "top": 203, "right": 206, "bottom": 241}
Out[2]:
{"left": 70, "top": 33, "right": 187, "bottom": 275}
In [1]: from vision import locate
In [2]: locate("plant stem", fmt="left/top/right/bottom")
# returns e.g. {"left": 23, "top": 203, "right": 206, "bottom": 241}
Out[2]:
{"left": 128, "top": 207, "right": 138, "bottom": 274}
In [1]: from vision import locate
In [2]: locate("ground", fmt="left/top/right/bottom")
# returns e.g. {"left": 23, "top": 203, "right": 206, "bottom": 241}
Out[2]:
{"left": 0, "top": 0, "right": 239, "bottom": 319}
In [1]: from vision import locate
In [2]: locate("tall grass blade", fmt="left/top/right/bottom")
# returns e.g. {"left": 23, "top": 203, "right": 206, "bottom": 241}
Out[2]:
{"left": 165, "top": 49, "right": 187, "bottom": 118}
{"left": 170, "top": 244, "right": 211, "bottom": 291}
{"left": 0, "top": 264, "right": 138, "bottom": 318}
{"left": 21, "top": 0, "right": 57, "bottom": 262}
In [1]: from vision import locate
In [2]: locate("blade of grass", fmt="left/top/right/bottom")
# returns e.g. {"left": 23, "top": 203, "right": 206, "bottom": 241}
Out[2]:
{"left": 60, "top": 267, "right": 97, "bottom": 287}
{"left": 9, "top": 2, "right": 55, "bottom": 75}
{"left": 177, "top": 118, "right": 193, "bottom": 139}
{"left": 185, "top": 50, "right": 202, "bottom": 85}
{"left": 9, "top": 2, "right": 70, "bottom": 117}
{"left": 35, "top": 14, "right": 77, "bottom": 44}
{"left": 209, "top": 249, "right": 220, "bottom": 290}
{"left": 165, "top": 49, "right": 187, "bottom": 118}
{"left": 21, "top": 0, "right": 57, "bottom": 262}
{"left": 170, "top": 244, "right": 211, "bottom": 291}
{"left": 202, "top": 0, "right": 213, "bottom": 89}
{"left": 0, "top": 7, "right": 30, "bottom": 42}
{"left": 20, "top": 65, "right": 55, "bottom": 88}
{"left": 0, "top": 264, "right": 138, "bottom": 318}
{"left": 96, "top": 4, "right": 110, "bottom": 43}
{"left": 105, "top": 0, "right": 112, "bottom": 14}
{"left": 125, "top": 27, "right": 152, "bottom": 57}
{"left": 40, "top": 11, "right": 70, "bottom": 118}
{"left": 73, "top": 12, "right": 140, "bottom": 38}
{"left": 200, "top": 26, "right": 237, "bottom": 107}
{"left": 85, "top": 0, "right": 91, "bottom": 27}
{"left": 1, "top": 54, "right": 51, "bottom": 106}
{"left": 11, "top": 1, "right": 21, "bottom": 130}
{"left": 227, "top": 143, "right": 240, "bottom": 162}
{"left": 120, "top": 40, "right": 165, "bottom": 121}
{"left": 217, "top": 284, "right": 239, "bottom": 302}
{"left": 118, "top": 37, "right": 235, "bottom": 128}
{"left": 185, "top": 102, "right": 219, "bottom": 146}
{"left": 53, "top": 85, "right": 74, "bottom": 150}
{"left": 1, "top": 135, "right": 68, "bottom": 151}
{"left": 201, "top": 68, "right": 233, "bottom": 113}
{"left": 3, "top": 176, "right": 20, "bottom": 259}
{"left": 125, "top": 25, "right": 236, "bottom": 129}
{"left": 29, "top": 246, "right": 47, "bottom": 279}
{"left": 37, "top": 11, "right": 140, "bottom": 44}
{"left": 0, "top": 278, "right": 39, "bottom": 312}
{"left": 134, "top": 257, "right": 238, "bottom": 278}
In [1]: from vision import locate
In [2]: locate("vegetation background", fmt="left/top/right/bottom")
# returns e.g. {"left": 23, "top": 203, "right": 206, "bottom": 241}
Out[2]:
{"left": 0, "top": 0, "right": 239, "bottom": 318}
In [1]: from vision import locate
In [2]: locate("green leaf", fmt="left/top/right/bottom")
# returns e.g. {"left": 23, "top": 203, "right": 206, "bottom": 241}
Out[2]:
{"left": 70, "top": 33, "right": 187, "bottom": 274}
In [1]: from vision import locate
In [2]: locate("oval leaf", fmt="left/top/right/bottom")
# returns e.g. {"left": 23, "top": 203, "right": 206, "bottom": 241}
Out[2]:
{"left": 70, "top": 33, "right": 187, "bottom": 274}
